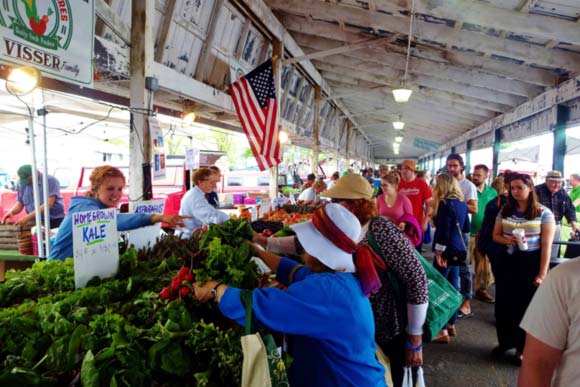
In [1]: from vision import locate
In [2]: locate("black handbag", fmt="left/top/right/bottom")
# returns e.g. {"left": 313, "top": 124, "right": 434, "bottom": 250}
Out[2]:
{"left": 441, "top": 200, "right": 468, "bottom": 266}
{"left": 442, "top": 247, "right": 467, "bottom": 266}
{"left": 564, "top": 230, "right": 580, "bottom": 259}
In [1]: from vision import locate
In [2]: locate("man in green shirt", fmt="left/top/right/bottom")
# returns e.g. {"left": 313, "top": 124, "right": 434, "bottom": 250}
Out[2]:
{"left": 569, "top": 173, "right": 580, "bottom": 212}
{"left": 470, "top": 165, "right": 498, "bottom": 303}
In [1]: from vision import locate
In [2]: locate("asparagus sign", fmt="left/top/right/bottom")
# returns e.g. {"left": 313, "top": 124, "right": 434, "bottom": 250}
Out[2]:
{"left": 72, "top": 208, "right": 118, "bottom": 288}
{"left": 127, "top": 200, "right": 165, "bottom": 250}
{"left": 0, "top": 0, "right": 95, "bottom": 86}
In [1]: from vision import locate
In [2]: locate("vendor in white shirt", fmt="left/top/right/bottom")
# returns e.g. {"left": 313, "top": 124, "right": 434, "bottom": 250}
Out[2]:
{"left": 179, "top": 168, "right": 229, "bottom": 238}
{"left": 298, "top": 179, "right": 326, "bottom": 201}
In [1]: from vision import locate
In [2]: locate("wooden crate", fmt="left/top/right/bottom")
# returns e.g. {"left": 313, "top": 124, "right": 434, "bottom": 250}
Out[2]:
{"left": 0, "top": 259, "right": 35, "bottom": 282}
{"left": 0, "top": 224, "right": 32, "bottom": 250}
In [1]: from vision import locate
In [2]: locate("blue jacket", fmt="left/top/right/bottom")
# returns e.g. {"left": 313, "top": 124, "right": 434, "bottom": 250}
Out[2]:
{"left": 49, "top": 196, "right": 153, "bottom": 261}
{"left": 433, "top": 198, "right": 470, "bottom": 253}
{"left": 219, "top": 258, "right": 386, "bottom": 387}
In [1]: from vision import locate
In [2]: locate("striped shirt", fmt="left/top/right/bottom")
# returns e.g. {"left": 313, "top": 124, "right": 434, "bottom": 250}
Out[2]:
{"left": 496, "top": 204, "right": 554, "bottom": 251}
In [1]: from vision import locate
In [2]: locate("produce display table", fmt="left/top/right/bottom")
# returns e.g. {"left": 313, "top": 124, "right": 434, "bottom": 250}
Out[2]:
{"left": 0, "top": 250, "right": 37, "bottom": 281}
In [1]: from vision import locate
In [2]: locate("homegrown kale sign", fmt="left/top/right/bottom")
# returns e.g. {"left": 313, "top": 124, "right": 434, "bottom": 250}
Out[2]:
{"left": 72, "top": 208, "right": 118, "bottom": 288}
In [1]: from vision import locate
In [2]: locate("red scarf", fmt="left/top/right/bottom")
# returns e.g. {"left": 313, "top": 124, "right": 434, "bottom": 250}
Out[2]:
{"left": 312, "top": 207, "right": 385, "bottom": 296}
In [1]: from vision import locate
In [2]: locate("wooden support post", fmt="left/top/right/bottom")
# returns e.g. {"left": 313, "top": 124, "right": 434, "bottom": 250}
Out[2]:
{"left": 312, "top": 86, "right": 321, "bottom": 175}
{"left": 129, "top": 0, "right": 155, "bottom": 203}
{"left": 466, "top": 139, "right": 472, "bottom": 175}
{"left": 492, "top": 129, "right": 502, "bottom": 179}
{"left": 345, "top": 121, "right": 352, "bottom": 169}
{"left": 553, "top": 105, "right": 569, "bottom": 173}
{"left": 270, "top": 39, "right": 283, "bottom": 200}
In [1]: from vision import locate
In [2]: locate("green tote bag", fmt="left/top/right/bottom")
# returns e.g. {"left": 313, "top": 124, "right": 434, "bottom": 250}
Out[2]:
{"left": 368, "top": 232, "right": 463, "bottom": 342}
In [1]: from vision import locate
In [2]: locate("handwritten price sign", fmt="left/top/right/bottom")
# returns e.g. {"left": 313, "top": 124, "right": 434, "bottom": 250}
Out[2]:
{"left": 72, "top": 208, "right": 119, "bottom": 288}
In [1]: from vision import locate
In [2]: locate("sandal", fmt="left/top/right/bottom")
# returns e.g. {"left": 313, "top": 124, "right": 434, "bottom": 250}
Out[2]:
{"left": 458, "top": 311, "right": 475, "bottom": 319}
{"left": 475, "top": 289, "right": 496, "bottom": 304}
{"left": 433, "top": 330, "right": 450, "bottom": 344}
{"left": 447, "top": 325, "right": 457, "bottom": 337}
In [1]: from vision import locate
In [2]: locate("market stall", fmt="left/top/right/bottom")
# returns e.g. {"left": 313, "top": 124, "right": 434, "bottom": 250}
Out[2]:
{"left": 0, "top": 190, "right": 326, "bottom": 384}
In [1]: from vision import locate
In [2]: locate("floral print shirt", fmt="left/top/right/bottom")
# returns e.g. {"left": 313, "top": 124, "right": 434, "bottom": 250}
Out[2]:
{"left": 363, "top": 216, "right": 429, "bottom": 341}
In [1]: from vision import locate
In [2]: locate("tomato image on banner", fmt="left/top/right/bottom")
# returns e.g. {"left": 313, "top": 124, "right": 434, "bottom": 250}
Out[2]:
{"left": 23, "top": 0, "right": 51, "bottom": 35}
{"left": 0, "top": 0, "right": 95, "bottom": 86}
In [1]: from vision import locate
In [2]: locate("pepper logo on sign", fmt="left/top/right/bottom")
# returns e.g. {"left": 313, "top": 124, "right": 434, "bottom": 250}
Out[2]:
{"left": 0, "top": 0, "right": 73, "bottom": 69}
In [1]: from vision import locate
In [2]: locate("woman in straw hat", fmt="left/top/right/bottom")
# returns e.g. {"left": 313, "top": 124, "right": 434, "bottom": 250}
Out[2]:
{"left": 193, "top": 203, "right": 386, "bottom": 386}
{"left": 254, "top": 173, "right": 428, "bottom": 387}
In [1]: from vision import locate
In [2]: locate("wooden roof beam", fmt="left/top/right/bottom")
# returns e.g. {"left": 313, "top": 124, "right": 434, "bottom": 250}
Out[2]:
{"left": 346, "top": 91, "right": 491, "bottom": 122}
{"left": 279, "top": 14, "right": 558, "bottom": 87}
{"left": 415, "top": 0, "right": 580, "bottom": 45}
{"left": 327, "top": 78, "right": 508, "bottom": 115}
{"left": 345, "top": 98, "right": 476, "bottom": 130}
{"left": 349, "top": 94, "right": 493, "bottom": 123}
{"left": 96, "top": 0, "right": 131, "bottom": 45}
{"left": 315, "top": 60, "right": 521, "bottom": 108}
{"left": 297, "top": 35, "right": 543, "bottom": 97}
{"left": 282, "top": 36, "right": 394, "bottom": 65}
{"left": 267, "top": 0, "right": 580, "bottom": 71}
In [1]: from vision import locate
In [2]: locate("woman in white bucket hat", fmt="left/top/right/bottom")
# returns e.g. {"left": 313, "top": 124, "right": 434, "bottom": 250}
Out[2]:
{"left": 252, "top": 173, "right": 428, "bottom": 387}
{"left": 193, "top": 203, "right": 386, "bottom": 386}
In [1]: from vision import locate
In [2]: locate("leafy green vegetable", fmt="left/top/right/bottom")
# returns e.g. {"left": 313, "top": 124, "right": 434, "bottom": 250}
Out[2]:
{"left": 0, "top": 223, "right": 261, "bottom": 386}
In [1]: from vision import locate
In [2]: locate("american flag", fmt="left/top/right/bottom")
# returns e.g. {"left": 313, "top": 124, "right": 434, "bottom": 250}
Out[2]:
{"left": 229, "top": 60, "right": 281, "bottom": 171}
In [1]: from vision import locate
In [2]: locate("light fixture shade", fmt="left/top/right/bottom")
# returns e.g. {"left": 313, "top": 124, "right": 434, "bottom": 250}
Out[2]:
{"left": 395, "top": 135, "right": 403, "bottom": 143}
{"left": 392, "top": 88, "right": 412, "bottom": 103}
{"left": 6, "top": 66, "right": 40, "bottom": 96}
{"left": 278, "top": 130, "right": 289, "bottom": 144}
{"left": 393, "top": 121, "right": 405, "bottom": 130}
{"left": 393, "top": 143, "right": 400, "bottom": 149}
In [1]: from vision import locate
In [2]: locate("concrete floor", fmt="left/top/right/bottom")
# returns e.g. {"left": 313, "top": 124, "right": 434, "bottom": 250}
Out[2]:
{"left": 420, "top": 251, "right": 520, "bottom": 387}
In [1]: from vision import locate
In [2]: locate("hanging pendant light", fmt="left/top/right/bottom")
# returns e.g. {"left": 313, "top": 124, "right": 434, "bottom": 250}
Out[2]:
{"left": 392, "top": 88, "right": 412, "bottom": 103}
{"left": 393, "top": 0, "right": 415, "bottom": 103}
{"left": 393, "top": 120, "right": 405, "bottom": 130}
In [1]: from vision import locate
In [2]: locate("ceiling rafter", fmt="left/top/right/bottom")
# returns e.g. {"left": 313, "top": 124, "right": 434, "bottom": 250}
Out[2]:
{"left": 278, "top": 13, "right": 559, "bottom": 87}
{"left": 329, "top": 85, "right": 496, "bottom": 119}
{"left": 413, "top": 0, "right": 580, "bottom": 45}
{"left": 266, "top": 0, "right": 580, "bottom": 71}
{"left": 317, "top": 60, "right": 517, "bottom": 109}
{"left": 296, "top": 34, "right": 544, "bottom": 97}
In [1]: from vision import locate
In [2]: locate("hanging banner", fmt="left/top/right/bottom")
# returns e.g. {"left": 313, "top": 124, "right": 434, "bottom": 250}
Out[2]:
{"left": 126, "top": 199, "right": 165, "bottom": 250}
{"left": 149, "top": 116, "right": 166, "bottom": 179}
{"left": 72, "top": 208, "right": 119, "bottom": 289}
{"left": 185, "top": 147, "right": 200, "bottom": 171}
{"left": 0, "top": 0, "right": 95, "bottom": 86}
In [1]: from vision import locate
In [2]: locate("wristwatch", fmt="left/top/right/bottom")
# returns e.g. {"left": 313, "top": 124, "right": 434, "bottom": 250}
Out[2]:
{"left": 210, "top": 283, "right": 223, "bottom": 299}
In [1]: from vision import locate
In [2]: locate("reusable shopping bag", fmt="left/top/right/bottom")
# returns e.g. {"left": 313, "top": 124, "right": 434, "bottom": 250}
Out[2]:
{"left": 402, "top": 366, "right": 426, "bottom": 387}
{"left": 402, "top": 367, "right": 413, "bottom": 387}
{"left": 417, "top": 366, "right": 426, "bottom": 387}
{"left": 240, "top": 290, "right": 289, "bottom": 387}
{"left": 376, "top": 343, "right": 394, "bottom": 387}
{"left": 367, "top": 231, "right": 463, "bottom": 342}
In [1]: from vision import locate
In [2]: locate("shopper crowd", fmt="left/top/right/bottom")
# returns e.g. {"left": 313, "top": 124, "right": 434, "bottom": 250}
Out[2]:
{"left": 11, "top": 158, "right": 580, "bottom": 386}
